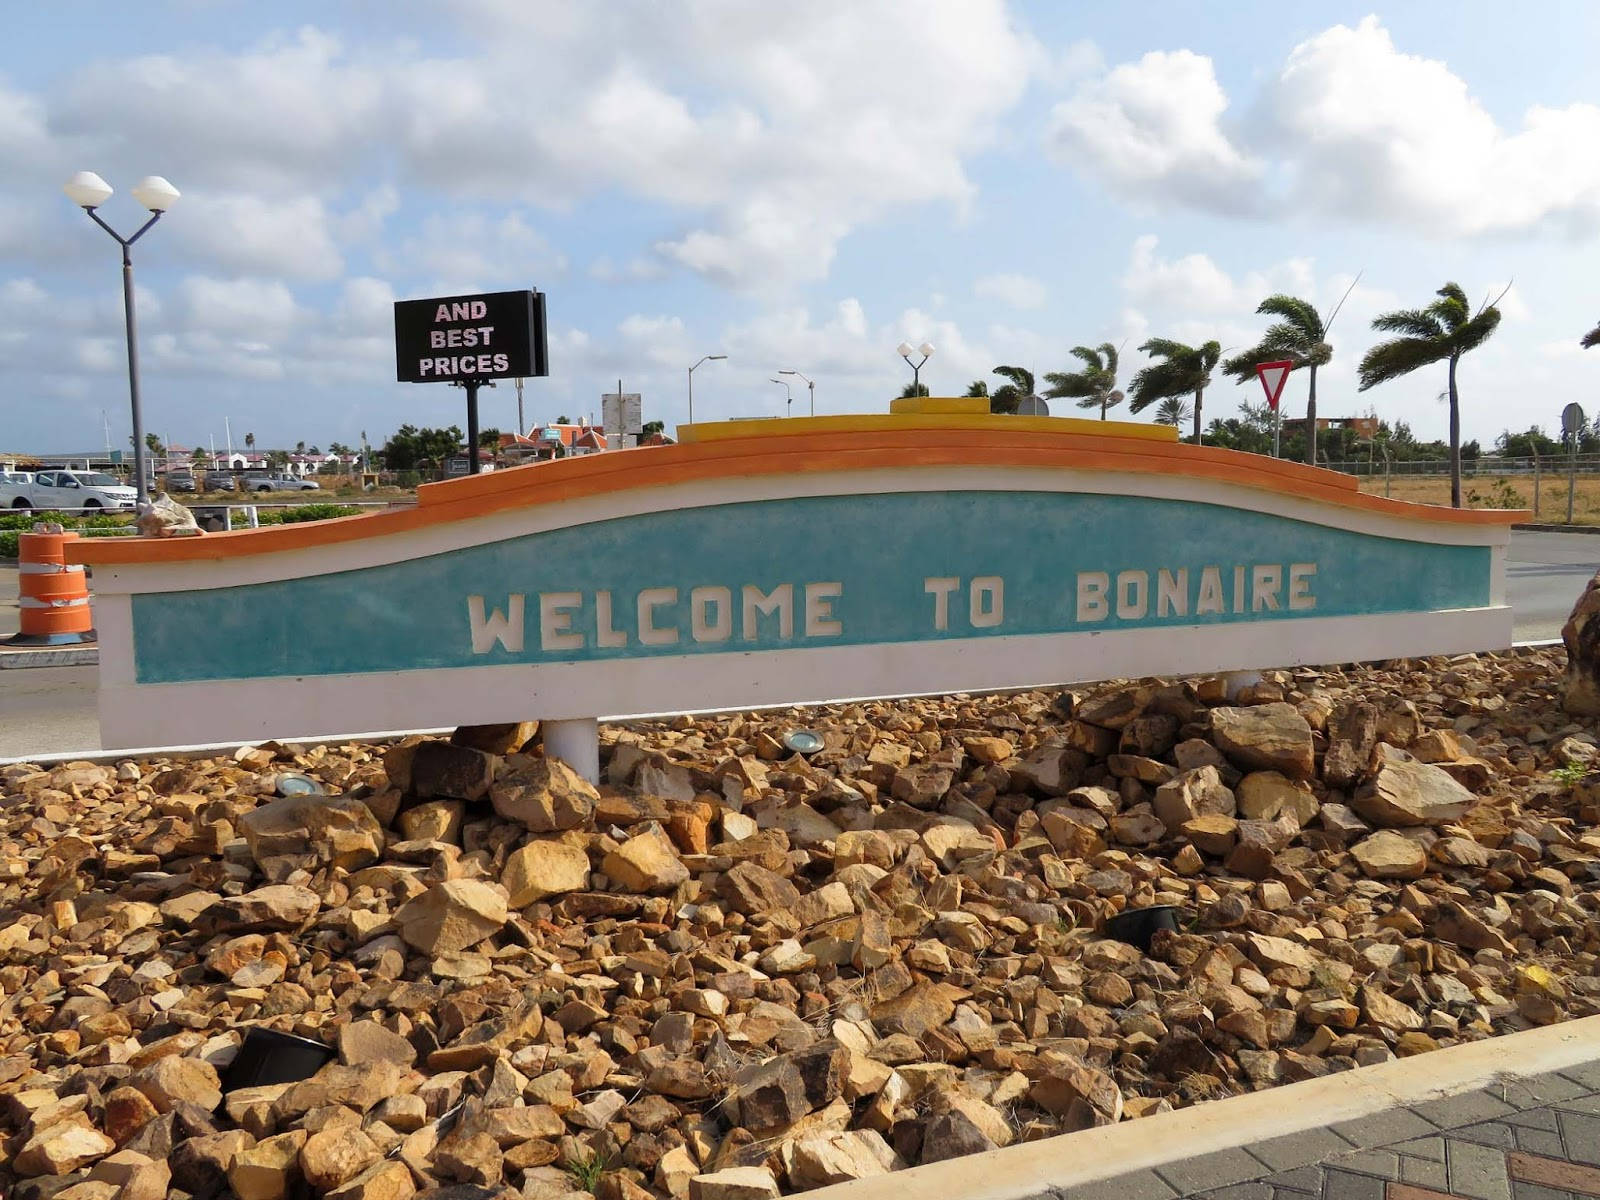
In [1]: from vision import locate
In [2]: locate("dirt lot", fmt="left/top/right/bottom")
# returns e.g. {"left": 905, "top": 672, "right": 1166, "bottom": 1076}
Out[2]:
{"left": 1358, "top": 473, "right": 1600, "bottom": 524}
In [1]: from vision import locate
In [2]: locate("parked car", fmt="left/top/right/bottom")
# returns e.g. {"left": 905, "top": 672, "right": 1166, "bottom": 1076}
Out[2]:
{"left": 2, "top": 469, "right": 139, "bottom": 512}
{"left": 164, "top": 470, "right": 198, "bottom": 493}
{"left": 244, "top": 474, "right": 321, "bottom": 492}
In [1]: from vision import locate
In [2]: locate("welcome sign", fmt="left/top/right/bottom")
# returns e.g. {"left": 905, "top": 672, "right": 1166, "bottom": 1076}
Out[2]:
{"left": 73, "top": 415, "right": 1520, "bottom": 750}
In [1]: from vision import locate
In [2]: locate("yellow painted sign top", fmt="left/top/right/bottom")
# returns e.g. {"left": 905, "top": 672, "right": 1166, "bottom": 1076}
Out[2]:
{"left": 678, "top": 398, "right": 1179, "bottom": 445}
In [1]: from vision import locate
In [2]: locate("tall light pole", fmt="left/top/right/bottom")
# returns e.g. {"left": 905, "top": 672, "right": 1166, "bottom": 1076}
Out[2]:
{"left": 64, "top": 171, "right": 180, "bottom": 507}
{"left": 769, "top": 378, "right": 793, "bottom": 416}
{"left": 778, "top": 369, "right": 814, "bottom": 416}
{"left": 687, "top": 354, "right": 726, "bottom": 425}
{"left": 897, "top": 341, "right": 935, "bottom": 396}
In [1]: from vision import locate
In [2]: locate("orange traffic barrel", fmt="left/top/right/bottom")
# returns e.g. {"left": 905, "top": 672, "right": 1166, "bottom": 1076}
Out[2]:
{"left": 10, "top": 529, "right": 95, "bottom": 645}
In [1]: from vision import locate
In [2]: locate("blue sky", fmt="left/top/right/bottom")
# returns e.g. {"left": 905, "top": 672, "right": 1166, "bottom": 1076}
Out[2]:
{"left": 4, "top": 1, "right": 1598, "bottom": 455}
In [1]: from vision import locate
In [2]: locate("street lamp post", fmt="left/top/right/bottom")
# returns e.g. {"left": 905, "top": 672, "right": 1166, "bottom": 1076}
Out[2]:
{"left": 64, "top": 171, "right": 180, "bottom": 507}
{"left": 687, "top": 354, "right": 727, "bottom": 425}
{"left": 778, "top": 369, "right": 814, "bottom": 416}
{"left": 897, "top": 341, "right": 935, "bottom": 396}
{"left": 769, "top": 378, "right": 793, "bottom": 416}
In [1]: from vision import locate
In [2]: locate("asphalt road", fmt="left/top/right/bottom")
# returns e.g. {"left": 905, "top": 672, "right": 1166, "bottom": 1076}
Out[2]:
{"left": 3, "top": 529, "right": 1597, "bottom": 760}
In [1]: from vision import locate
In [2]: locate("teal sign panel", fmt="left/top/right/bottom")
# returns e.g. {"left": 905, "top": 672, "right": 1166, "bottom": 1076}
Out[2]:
{"left": 131, "top": 491, "right": 1489, "bottom": 684}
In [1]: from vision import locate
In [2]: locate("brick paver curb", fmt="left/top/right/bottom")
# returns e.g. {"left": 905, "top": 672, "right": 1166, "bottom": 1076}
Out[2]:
{"left": 1077, "top": 1066, "right": 1600, "bottom": 1200}
{"left": 808, "top": 1017, "right": 1600, "bottom": 1200}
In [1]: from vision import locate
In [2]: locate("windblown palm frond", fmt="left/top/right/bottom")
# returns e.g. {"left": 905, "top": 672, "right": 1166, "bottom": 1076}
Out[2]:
{"left": 1583, "top": 323, "right": 1600, "bottom": 350}
{"left": 1043, "top": 343, "right": 1122, "bottom": 418}
{"left": 1360, "top": 282, "right": 1505, "bottom": 507}
{"left": 989, "top": 365, "right": 1035, "bottom": 415}
{"left": 1130, "top": 338, "right": 1220, "bottom": 443}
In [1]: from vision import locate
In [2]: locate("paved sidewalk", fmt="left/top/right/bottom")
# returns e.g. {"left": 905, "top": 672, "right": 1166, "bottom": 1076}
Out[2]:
{"left": 1063, "top": 1065, "right": 1600, "bottom": 1200}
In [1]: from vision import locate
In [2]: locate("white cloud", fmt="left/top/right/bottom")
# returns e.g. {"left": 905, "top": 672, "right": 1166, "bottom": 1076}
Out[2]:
{"left": 180, "top": 276, "right": 302, "bottom": 336}
{"left": 172, "top": 193, "right": 345, "bottom": 281}
{"left": 975, "top": 272, "right": 1048, "bottom": 310}
{"left": 1258, "top": 18, "right": 1600, "bottom": 236}
{"left": 386, "top": 211, "right": 567, "bottom": 293}
{"left": 42, "top": 3, "right": 1039, "bottom": 290}
{"left": 1047, "top": 49, "right": 1262, "bottom": 213}
{"left": 1122, "top": 235, "right": 1312, "bottom": 315}
{"left": 1050, "top": 17, "right": 1600, "bottom": 238}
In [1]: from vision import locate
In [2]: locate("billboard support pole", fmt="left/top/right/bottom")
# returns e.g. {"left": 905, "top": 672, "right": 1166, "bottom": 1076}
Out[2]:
{"left": 466, "top": 380, "right": 480, "bottom": 475}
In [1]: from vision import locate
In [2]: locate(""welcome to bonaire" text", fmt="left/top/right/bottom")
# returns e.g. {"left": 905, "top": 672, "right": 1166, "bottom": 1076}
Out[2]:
{"left": 464, "top": 561, "right": 1318, "bottom": 655}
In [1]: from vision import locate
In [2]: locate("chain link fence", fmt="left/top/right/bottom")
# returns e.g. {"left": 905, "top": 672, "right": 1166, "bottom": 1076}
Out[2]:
{"left": 1322, "top": 455, "right": 1600, "bottom": 478}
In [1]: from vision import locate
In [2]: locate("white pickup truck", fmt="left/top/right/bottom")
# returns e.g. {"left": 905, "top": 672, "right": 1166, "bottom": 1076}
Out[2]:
{"left": 1, "top": 468, "right": 139, "bottom": 512}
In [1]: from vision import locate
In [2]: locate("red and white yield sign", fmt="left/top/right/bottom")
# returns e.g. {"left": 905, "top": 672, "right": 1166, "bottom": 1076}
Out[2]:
{"left": 1256, "top": 360, "right": 1294, "bottom": 411}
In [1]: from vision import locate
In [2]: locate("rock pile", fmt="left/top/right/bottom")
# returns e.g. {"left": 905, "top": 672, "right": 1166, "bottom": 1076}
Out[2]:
{"left": 2, "top": 647, "right": 1599, "bottom": 1200}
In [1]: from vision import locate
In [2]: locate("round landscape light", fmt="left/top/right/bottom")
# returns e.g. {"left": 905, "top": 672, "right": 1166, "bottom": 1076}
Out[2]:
{"left": 783, "top": 729, "right": 825, "bottom": 756}
{"left": 917, "top": 341, "right": 935, "bottom": 358}
{"left": 63, "top": 171, "right": 114, "bottom": 209}
{"left": 274, "top": 771, "right": 325, "bottom": 797}
{"left": 896, "top": 341, "right": 914, "bottom": 358}
{"left": 130, "top": 175, "right": 180, "bottom": 212}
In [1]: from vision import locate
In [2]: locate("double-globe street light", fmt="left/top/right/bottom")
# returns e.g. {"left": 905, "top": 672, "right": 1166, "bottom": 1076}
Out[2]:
{"left": 897, "top": 341, "right": 935, "bottom": 395}
{"left": 777, "top": 368, "right": 814, "bottom": 416}
{"left": 686, "top": 354, "right": 727, "bottom": 425}
{"left": 63, "top": 171, "right": 181, "bottom": 506}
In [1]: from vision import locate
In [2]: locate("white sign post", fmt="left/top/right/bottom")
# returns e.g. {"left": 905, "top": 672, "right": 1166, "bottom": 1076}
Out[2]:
{"left": 1564, "top": 402, "right": 1586, "bottom": 525}
{"left": 603, "top": 391, "right": 643, "bottom": 448}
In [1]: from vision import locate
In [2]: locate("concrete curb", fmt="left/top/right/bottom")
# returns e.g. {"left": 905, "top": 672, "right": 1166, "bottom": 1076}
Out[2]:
{"left": 0, "top": 645, "right": 97, "bottom": 669}
{"left": 1514, "top": 522, "right": 1600, "bottom": 535}
{"left": 809, "top": 1015, "right": 1600, "bottom": 1200}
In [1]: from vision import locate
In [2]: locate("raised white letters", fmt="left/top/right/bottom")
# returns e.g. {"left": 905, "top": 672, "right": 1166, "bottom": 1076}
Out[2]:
{"left": 742, "top": 584, "right": 794, "bottom": 641}
{"left": 691, "top": 586, "right": 733, "bottom": 643}
{"left": 1289, "top": 563, "right": 1317, "bottom": 610}
{"left": 1076, "top": 571, "right": 1110, "bottom": 622}
{"left": 969, "top": 576, "right": 1004, "bottom": 628}
{"left": 539, "top": 591, "right": 584, "bottom": 651}
{"left": 594, "top": 590, "right": 627, "bottom": 648}
{"left": 468, "top": 594, "right": 525, "bottom": 654}
{"left": 924, "top": 577, "right": 960, "bottom": 631}
{"left": 637, "top": 587, "right": 679, "bottom": 646}
{"left": 805, "top": 582, "right": 844, "bottom": 637}
{"left": 1116, "top": 570, "right": 1148, "bottom": 620}
{"left": 1251, "top": 564, "right": 1283, "bottom": 611}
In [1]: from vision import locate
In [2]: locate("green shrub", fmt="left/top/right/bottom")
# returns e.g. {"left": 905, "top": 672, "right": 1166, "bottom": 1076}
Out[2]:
{"left": 255, "top": 503, "right": 362, "bottom": 526}
{"left": 0, "top": 531, "right": 16, "bottom": 558}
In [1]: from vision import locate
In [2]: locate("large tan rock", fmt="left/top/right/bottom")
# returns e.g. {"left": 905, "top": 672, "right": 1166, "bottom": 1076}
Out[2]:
{"left": 326, "top": 1159, "right": 418, "bottom": 1200}
{"left": 1563, "top": 571, "right": 1600, "bottom": 714}
{"left": 300, "top": 1126, "right": 381, "bottom": 1190}
{"left": 395, "top": 879, "right": 508, "bottom": 954}
{"left": 1153, "top": 766, "right": 1235, "bottom": 829}
{"left": 229, "top": 1130, "right": 307, "bottom": 1200}
{"left": 691, "top": 1167, "right": 781, "bottom": 1200}
{"left": 783, "top": 1130, "right": 901, "bottom": 1189}
{"left": 501, "top": 839, "right": 591, "bottom": 906}
{"left": 90, "top": 1150, "right": 171, "bottom": 1200}
{"left": 1236, "top": 771, "right": 1319, "bottom": 824}
{"left": 1353, "top": 745, "right": 1474, "bottom": 827}
{"left": 1351, "top": 830, "right": 1428, "bottom": 879}
{"left": 15, "top": 1118, "right": 117, "bottom": 1177}
{"left": 1210, "top": 704, "right": 1315, "bottom": 779}
{"left": 239, "top": 794, "right": 384, "bottom": 878}
{"left": 128, "top": 1055, "right": 222, "bottom": 1113}
{"left": 490, "top": 755, "right": 599, "bottom": 831}
{"left": 602, "top": 829, "right": 689, "bottom": 893}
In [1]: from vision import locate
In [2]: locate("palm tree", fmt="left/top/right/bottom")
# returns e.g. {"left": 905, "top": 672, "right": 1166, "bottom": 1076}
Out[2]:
{"left": 1044, "top": 343, "right": 1122, "bottom": 420}
{"left": 989, "top": 366, "right": 1034, "bottom": 415}
{"left": 1129, "top": 338, "right": 1222, "bottom": 444}
{"left": 899, "top": 382, "right": 930, "bottom": 398}
{"left": 1222, "top": 295, "right": 1334, "bottom": 463}
{"left": 1358, "top": 283, "right": 1503, "bottom": 508}
{"left": 1583, "top": 322, "right": 1600, "bottom": 349}
{"left": 964, "top": 380, "right": 989, "bottom": 398}
{"left": 1153, "top": 396, "right": 1192, "bottom": 428}
{"left": 245, "top": 432, "right": 255, "bottom": 452}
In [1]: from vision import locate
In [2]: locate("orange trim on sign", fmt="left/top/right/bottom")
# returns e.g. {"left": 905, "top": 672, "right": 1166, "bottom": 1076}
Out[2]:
{"left": 69, "top": 427, "right": 1527, "bottom": 565}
